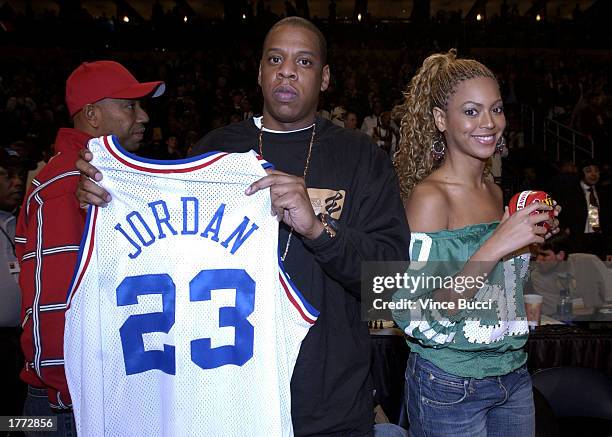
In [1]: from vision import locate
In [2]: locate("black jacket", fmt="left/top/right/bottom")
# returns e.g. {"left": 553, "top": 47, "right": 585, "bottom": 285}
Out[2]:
{"left": 553, "top": 179, "right": 611, "bottom": 255}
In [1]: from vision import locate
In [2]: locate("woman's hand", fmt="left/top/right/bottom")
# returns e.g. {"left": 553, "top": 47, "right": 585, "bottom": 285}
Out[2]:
{"left": 476, "top": 202, "right": 553, "bottom": 261}
{"left": 543, "top": 200, "right": 562, "bottom": 239}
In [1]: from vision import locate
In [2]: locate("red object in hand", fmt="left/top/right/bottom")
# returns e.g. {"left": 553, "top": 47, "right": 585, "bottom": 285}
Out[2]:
{"left": 508, "top": 190, "right": 555, "bottom": 230}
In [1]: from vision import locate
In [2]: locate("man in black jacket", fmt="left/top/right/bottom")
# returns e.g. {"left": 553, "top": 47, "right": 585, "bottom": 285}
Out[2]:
{"left": 552, "top": 159, "right": 611, "bottom": 260}
{"left": 192, "top": 18, "right": 410, "bottom": 436}
{"left": 76, "top": 18, "right": 410, "bottom": 436}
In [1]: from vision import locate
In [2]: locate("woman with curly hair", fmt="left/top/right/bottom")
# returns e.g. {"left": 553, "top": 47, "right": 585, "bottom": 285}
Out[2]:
{"left": 392, "top": 50, "right": 557, "bottom": 437}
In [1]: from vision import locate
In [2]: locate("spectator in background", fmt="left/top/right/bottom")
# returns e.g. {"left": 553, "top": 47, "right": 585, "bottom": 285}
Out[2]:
{"left": 553, "top": 159, "right": 611, "bottom": 260}
{"left": 241, "top": 98, "right": 254, "bottom": 120}
{"left": 6, "top": 140, "right": 38, "bottom": 173}
{"left": 361, "top": 98, "right": 384, "bottom": 136}
{"left": 165, "top": 135, "right": 182, "bottom": 159}
{"left": 526, "top": 232, "right": 612, "bottom": 316}
{"left": 230, "top": 89, "right": 244, "bottom": 113}
{"left": 16, "top": 60, "right": 164, "bottom": 436}
{"left": 0, "top": 148, "right": 27, "bottom": 422}
{"left": 342, "top": 75, "right": 368, "bottom": 116}
{"left": 331, "top": 105, "right": 346, "bottom": 126}
{"left": 344, "top": 111, "right": 359, "bottom": 129}
{"left": 373, "top": 111, "right": 398, "bottom": 156}
{"left": 184, "top": 130, "right": 200, "bottom": 156}
{"left": 148, "top": 134, "right": 183, "bottom": 160}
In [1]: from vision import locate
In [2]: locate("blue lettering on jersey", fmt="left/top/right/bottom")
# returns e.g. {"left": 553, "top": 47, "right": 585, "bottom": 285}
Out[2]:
{"left": 114, "top": 199, "right": 259, "bottom": 259}
{"left": 181, "top": 197, "right": 199, "bottom": 235}
{"left": 127, "top": 211, "right": 156, "bottom": 247}
{"left": 220, "top": 217, "right": 259, "bottom": 255}
{"left": 148, "top": 200, "right": 178, "bottom": 239}
{"left": 117, "top": 273, "right": 176, "bottom": 375}
{"left": 114, "top": 223, "right": 143, "bottom": 259}
{"left": 117, "top": 269, "right": 255, "bottom": 375}
{"left": 201, "top": 204, "right": 225, "bottom": 242}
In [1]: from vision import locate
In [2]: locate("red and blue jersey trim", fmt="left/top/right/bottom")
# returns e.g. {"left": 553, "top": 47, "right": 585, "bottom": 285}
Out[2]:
{"left": 66, "top": 205, "right": 98, "bottom": 306}
{"left": 102, "top": 135, "right": 229, "bottom": 173}
{"left": 255, "top": 153, "right": 274, "bottom": 171}
{"left": 101, "top": 135, "right": 274, "bottom": 174}
{"left": 278, "top": 255, "right": 319, "bottom": 325}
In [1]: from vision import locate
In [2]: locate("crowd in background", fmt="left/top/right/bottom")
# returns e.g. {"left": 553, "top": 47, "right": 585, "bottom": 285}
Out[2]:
{"left": 1, "top": 1, "right": 611, "bottom": 236}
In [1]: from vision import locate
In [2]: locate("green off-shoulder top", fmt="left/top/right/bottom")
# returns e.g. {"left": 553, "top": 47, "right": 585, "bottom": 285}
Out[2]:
{"left": 392, "top": 222, "right": 530, "bottom": 378}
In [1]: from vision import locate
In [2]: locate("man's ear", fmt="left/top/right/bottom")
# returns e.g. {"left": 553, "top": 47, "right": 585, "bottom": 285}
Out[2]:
{"left": 320, "top": 65, "right": 330, "bottom": 92}
{"left": 432, "top": 107, "right": 446, "bottom": 133}
{"left": 82, "top": 104, "right": 100, "bottom": 129}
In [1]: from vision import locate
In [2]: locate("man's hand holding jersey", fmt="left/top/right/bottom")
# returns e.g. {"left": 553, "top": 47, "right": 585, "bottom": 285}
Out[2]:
{"left": 246, "top": 170, "right": 324, "bottom": 241}
{"left": 76, "top": 148, "right": 111, "bottom": 207}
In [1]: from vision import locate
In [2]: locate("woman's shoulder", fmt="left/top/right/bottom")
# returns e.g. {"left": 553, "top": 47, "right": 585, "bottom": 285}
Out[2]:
{"left": 404, "top": 179, "right": 450, "bottom": 233}
{"left": 406, "top": 176, "right": 502, "bottom": 237}
{"left": 408, "top": 179, "right": 448, "bottom": 204}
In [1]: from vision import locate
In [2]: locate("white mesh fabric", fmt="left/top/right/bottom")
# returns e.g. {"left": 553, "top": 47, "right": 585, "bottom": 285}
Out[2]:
{"left": 64, "top": 136, "right": 317, "bottom": 437}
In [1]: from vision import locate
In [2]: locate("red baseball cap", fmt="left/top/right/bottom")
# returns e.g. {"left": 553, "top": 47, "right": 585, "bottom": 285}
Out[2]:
{"left": 66, "top": 61, "right": 165, "bottom": 117}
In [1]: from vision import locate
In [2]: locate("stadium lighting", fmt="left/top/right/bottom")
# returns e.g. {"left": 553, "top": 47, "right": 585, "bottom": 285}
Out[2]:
{"left": 476, "top": 13, "right": 482, "bottom": 21}
{"left": 536, "top": 14, "right": 542, "bottom": 21}
{"left": 357, "top": 13, "right": 362, "bottom": 22}
{"left": 242, "top": 13, "right": 246, "bottom": 20}
{"left": 123, "top": 16, "right": 130, "bottom": 23}
{"left": 184, "top": 16, "right": 188, "bottom": 23}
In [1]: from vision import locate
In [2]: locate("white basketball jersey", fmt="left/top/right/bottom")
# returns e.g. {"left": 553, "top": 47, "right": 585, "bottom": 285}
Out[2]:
{"left": 64, "top": 135, "right": 318, "bottom": 437}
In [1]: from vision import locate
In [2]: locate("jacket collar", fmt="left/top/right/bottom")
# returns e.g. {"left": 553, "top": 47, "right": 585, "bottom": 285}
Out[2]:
{"left": 53, "top": 128, "right": 93, "bottom": 154}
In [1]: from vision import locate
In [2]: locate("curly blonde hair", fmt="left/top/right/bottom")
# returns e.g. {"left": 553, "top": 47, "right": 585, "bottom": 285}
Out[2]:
{"left": 393, "top": 49, "right": 497, "bottom": 198}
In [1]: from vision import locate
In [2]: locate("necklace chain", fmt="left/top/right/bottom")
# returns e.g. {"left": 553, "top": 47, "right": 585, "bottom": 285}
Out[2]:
{"left": 258, "top": 120, "right": 316, "bottom": 262}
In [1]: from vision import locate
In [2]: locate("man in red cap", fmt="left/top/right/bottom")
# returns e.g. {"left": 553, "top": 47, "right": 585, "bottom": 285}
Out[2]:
{"left": 15, "top": 60, "right": 163, "bottom": 436}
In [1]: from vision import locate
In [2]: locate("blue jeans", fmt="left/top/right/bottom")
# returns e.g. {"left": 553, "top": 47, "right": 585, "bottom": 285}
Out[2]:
{"left": 22, "top": 386, "right": 76, "bottom": 437}
{"left": 405, "top": 353, "right": 535, "bottom": 437}
{"left": 374, "top": 423, "right": 409, "bottom": 437}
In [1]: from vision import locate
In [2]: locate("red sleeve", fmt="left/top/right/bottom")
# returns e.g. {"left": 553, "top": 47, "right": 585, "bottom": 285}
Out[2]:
{"left": 17, "top": 183, "right": 86, "bottom": 409}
